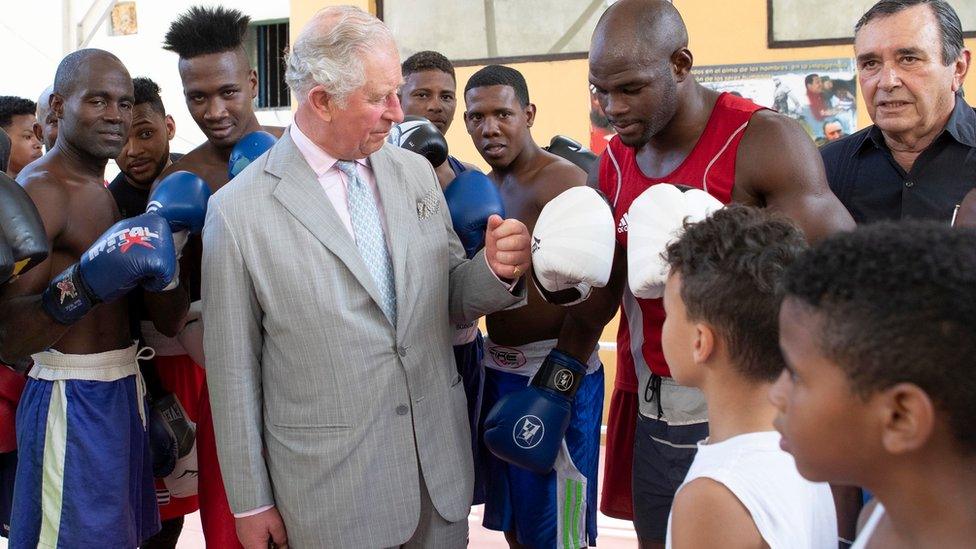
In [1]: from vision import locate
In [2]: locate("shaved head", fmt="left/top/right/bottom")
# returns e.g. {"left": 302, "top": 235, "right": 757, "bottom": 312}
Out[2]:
{"left": 54, "top": 49, "right": 125, "bottom": 98}
{"left": 592, "top": 0, "right": 688, "bottom": 66}
{"left": 588, "top": 0, "right": 695, "bottom": 148}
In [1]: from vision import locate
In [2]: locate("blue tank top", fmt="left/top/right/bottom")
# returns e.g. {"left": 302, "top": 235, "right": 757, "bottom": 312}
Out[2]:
{"left": 448, "top": 155, "right": 467, "bottom": 176}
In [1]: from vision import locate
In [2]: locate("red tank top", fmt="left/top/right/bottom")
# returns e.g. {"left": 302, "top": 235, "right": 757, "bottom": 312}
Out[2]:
{"left": 599, "top": 93, "right": 764, "bottom": 389}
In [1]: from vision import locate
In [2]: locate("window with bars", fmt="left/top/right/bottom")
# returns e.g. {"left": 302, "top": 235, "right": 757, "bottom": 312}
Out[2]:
{"left": 246, "top": 20, "right": 290, "bottom": 109}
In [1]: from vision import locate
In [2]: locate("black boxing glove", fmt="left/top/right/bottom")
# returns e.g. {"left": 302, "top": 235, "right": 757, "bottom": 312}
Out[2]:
{"left": 0, "top": 173, "right": 48, "bottom": 285}
{"left": 546, "top": 135, "right": 597, "bottom": 174}
{"left": 389, "top": 115, "right": 449, "bottom": 167}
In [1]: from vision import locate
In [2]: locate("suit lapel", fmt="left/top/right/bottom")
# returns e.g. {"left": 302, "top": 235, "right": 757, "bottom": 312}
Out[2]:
{"left": 267, "top": 133, "right": 389, "bottom": 318}
{"left": 370, "top": 145, "right": 412, "bottom": 333}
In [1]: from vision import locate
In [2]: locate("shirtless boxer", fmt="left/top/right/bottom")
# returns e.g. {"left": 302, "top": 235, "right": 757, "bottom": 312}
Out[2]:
{"left": 161, "top": 7, "right": 283, "bottom": 546}
{"left": 587, "top": 1, "right": 856, "bottom": 546}
{"left": 0, "top": 48, "right": 191, "bottom": 548}
{"left": 465, "top": 64, "right": 621, "bottom": 549}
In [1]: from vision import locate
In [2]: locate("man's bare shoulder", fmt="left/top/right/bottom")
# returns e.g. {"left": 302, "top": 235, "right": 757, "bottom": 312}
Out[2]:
{"left": 18, "top": 155, "right": 73, "bottom": 203}
{"left": 157, "top": 143, "right": 229, "bottom": 192}
{"left": 735, "top": 109, "right": 824, "bottom": 196}
{"left": 534, "top": 152, "right": 588, "bottom": 204}
{"left": 741, "top": 109, "right": 816, "bottom": 158}
{"left": 162, "top": 144, "right": 217, "bottom": 176}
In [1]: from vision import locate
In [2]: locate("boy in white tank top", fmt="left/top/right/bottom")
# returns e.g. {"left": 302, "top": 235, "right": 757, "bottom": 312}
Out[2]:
{"left": 770, "top": 220, "right": 976, "bottom": 549}
{"left": 659, "top": 206, "right": 837, "bottom": 548}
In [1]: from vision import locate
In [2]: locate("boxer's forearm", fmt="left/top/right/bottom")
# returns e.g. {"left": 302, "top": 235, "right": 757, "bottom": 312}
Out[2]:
{"left": 555, "top": 249, "right": 625, "bottom": 361}
{"left": 144, "top": 282, "right": 190, "bottom": 338}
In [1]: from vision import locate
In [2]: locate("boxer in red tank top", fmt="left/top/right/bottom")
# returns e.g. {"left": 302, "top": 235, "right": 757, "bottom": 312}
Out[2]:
{"left": 587, "top": 1, "right": 855, "bottom": 545}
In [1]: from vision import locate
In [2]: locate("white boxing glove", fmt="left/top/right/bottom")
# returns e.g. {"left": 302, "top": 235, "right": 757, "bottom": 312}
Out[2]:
{"left": 531, "top": 186, "right": 616, "bottom": 305}
{"left": 176, "top": 300, "right": 205, "bottom": 367}
{"left": 627, "top": 184, "right": 723, "bottom": 299}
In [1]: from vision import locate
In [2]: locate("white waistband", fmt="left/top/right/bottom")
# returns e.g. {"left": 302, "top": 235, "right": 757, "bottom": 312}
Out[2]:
{"left": 638, "top": 375, "right": 708, "bottom": 425}
{"left": 30, "top": 343, "right": 144, "bottom": 382}
{"left": 482, "top": 337, "right": 601, "bottom": 377}
{"left": 452, "top": 320, "right": 480, "bottom": 346}
{"left": 141, "top": 320, "right": 189, "bottom": 357}
{"left": 30, "top": 343, "right": 149, "bottom": 426}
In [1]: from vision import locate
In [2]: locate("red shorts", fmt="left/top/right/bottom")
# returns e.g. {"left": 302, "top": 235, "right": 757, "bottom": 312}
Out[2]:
{"left": 0, "top": 369, "right": 26, "bottom": 453}
{"left": 153, "top": 355, "right": 205, "bottom": 521}
{"left": 600, "top": 387, "right": 637, "bottom": 520}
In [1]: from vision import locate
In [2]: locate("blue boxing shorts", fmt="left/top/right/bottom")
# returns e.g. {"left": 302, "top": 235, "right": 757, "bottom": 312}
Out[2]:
{"left": 453, "top": 323, "right": 486, "bottom": 505}
{"left": 481, "top": 338, "right": 604, "bottom": 548}
{"left": 10, "top": 344, "right": 160, "bottom": 548}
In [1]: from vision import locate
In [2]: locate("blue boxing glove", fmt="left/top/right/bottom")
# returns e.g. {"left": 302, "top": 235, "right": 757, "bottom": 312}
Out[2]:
{"left": 483, "top": 349, "right": 587, "bottom": 475}
{"left": 42, "top": 214, "right": 176, "bottom": 325}
{"left": 147, "top": 171, "right": 211, "bottom": 291}
{"left": 228, "top": 131, "right": 277, "bottom": 180}
{"left": 148, "top": 171, "right": 211, "bottom": 235}
{"left": 443, "top": 171, "right": 505, "bottom": 258}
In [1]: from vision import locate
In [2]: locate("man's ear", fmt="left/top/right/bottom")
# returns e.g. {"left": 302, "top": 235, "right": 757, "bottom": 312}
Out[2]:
{"left": 951, "top": 49, "right": 970, "bottom": 92}
{"left": 878, "top": 382, "right": 935, "bottom": 455}
{"left": 692, "top": 322, "right": 715, "bottom": 365}
{"left": 307, "top": 86, "right": 334, "bottom": 123}
{"left": 673, "top": 48, "right": 694, "bottom": 82}
{"left": 33, "top": 122, "right": 43, "bottom": 142}
{"left": 248, "top": 68, "right": 259, "bottom": 99}
{"left": 164, "top": 115, "right": 176, "bottom": 140}
{"left": 525, "top": 103, "right": 537, "bottom": 127}
{"left": 51, "top": 94, "right": 65, "bottom": 120}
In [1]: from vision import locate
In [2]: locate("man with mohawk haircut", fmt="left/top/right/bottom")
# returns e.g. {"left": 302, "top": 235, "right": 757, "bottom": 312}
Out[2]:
{"left": 160, "top": 6, "right": 283, "bottom": 548}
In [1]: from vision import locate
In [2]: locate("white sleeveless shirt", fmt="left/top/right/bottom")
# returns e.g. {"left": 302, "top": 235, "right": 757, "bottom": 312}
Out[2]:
{"left": 665, "top": 431, "right": 837, "bottom": 549}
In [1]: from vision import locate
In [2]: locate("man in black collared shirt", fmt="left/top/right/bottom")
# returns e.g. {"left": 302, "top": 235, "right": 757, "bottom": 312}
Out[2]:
{"left": 822, "top": 0, "right": 973, "bottom": 224}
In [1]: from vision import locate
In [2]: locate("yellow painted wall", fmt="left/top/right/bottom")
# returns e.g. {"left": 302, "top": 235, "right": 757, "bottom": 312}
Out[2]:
{"left": 289, "top": 0, "right": 975, "bottom": 422}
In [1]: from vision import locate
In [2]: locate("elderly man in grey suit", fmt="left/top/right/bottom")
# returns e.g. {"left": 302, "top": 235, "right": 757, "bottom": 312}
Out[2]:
{"left": 201, "top": 6, "right": 531, "bottom": 548}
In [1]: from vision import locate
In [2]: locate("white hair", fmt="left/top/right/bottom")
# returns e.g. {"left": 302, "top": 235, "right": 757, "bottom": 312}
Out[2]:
{"left": 285, "top": 5, "right": 395, "bottom": 105}
{"left": 36, "top": 85, "right": 54, "bottom": 119}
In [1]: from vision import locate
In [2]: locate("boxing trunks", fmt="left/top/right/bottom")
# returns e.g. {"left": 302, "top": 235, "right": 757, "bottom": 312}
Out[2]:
{"left": 598, "top": 92, "right": 764, "bottom": 540}
{"left": 480, "top": 337, "right": 603, "bottom": 548}
{"left": 10, "top": 344, "right": 160, "bottom": 548}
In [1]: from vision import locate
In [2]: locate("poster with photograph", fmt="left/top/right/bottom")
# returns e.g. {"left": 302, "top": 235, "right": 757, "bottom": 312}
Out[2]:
{"left": 587, "top": 58, "right": 858, "bottom": 150}
{"left": 694, "top": 58, "right": 858, "bottom": 145}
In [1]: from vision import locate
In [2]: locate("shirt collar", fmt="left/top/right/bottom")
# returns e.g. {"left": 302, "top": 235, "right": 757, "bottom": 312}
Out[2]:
{"left": 856, "top": 93, "right": 976, "bottom": 155}
{"left": 943, "top": 94, "right": 976, "bottom": 148}
{"left": 289, "top": 123, "right": 370, "bottom": 178}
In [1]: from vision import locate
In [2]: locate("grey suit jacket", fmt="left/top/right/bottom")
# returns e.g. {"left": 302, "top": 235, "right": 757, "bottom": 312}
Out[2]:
{"left": 201, "top": 132, "right": 523, "bottom": 547}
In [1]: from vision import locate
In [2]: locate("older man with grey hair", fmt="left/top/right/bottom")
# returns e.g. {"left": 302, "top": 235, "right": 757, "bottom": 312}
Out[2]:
{"left": 822, "top": 0, "right": 973, "bottom": 224}
{"left": 202, "top": 6, "right": 531, "bottom": 548}
{"left": 33, "top": 85, "right": 56, "bottom": 151}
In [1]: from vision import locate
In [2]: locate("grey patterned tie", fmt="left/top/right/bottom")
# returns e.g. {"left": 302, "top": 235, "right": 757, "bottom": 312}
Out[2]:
{"left": 336, "top": 160, "right": 397, "bottom": 324}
